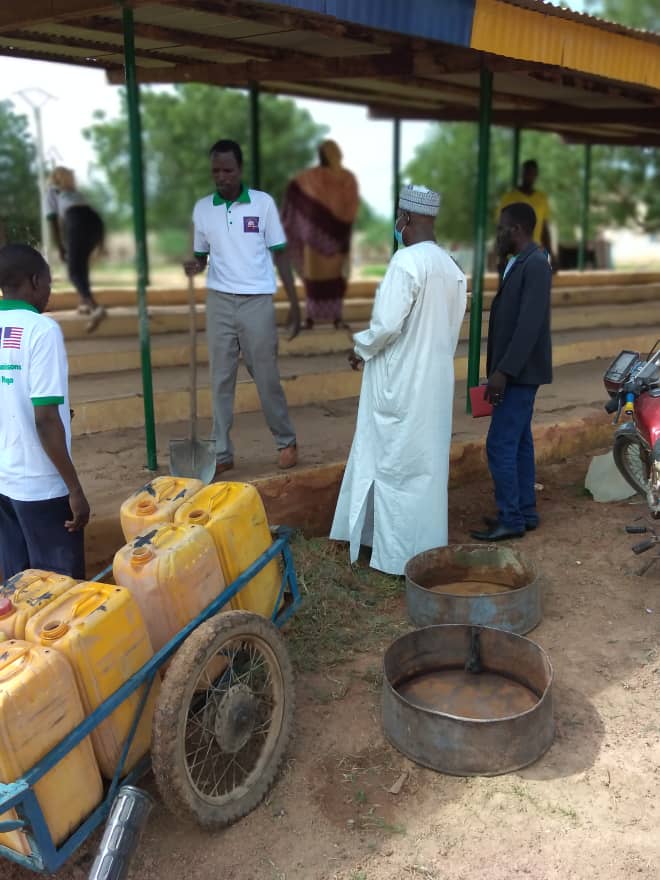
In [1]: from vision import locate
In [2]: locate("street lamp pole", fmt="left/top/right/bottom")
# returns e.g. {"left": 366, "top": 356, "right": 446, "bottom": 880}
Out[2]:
{"left": 14, "top": 89, "right": 55, "bottom": 260}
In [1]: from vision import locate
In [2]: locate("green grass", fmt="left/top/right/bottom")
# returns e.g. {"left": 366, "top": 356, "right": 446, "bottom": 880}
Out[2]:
{"left": 509, "top": 783, "right": 579, "bottom": 823}
{"left": 286, "top": 536, "right": 406, "bottom": 673}
{"left": 359, "top": 264, "right": 388, "bottom": 278}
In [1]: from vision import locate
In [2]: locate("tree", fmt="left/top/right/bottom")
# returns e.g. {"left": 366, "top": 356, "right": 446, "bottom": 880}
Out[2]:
{"left": 585, "top": 0, "right": 660, "bottom": 31}
{"left": 405, "top": 120, "right": 660, "bottom": 246}
{"left": 586, "top": 0, "right": 660, "bottom": 232}
{"left": 406, "top": 0, "right": 660, "bottom": 245}
{"left": 84, "top": 85, "right": 327, "bottom": 238}
{"left": 0, "top": 100, "right": 40, "bottom": 245}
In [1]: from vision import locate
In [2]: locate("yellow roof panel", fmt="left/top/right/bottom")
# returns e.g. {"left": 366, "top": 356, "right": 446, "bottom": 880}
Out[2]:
{"left": 471, "top": 0, "right": 660, "bottom": 91}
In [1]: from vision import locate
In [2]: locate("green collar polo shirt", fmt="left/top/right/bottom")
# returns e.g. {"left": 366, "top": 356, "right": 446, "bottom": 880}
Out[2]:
{"left": 192, "top": 184, "right": 287, "bottom": 295}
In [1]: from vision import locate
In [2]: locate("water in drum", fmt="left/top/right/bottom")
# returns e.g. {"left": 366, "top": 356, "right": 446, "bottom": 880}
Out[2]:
{"left": 397, "top": 668, "right": 538, "bottom": 719}
{"left": 428, "top": 579, "right": 512, "bottom": 596}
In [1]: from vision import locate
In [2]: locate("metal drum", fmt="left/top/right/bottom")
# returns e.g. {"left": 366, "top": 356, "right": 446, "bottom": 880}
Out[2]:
{"left": 405, "top": 544, "right": 542, "bottom": 635}
{"left": 382, "top": 624, "right": 554, "bottom": 776}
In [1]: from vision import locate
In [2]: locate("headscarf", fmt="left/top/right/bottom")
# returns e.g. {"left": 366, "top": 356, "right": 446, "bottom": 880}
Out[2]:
{"left": 319, "top": 139, "right": 343, "bottom": 170}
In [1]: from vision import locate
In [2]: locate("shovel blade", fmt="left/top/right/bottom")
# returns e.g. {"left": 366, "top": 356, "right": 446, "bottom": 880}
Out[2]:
{"left": 169, "top": 438, "right": 216, "bottom": 484}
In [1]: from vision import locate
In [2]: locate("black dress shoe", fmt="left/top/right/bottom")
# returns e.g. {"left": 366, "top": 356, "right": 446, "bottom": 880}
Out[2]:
{"left": 470, "top": 524, "right": 525, "bottom": 542}
{"left": 483, "top": 516, "right": 538, "bottom": 532}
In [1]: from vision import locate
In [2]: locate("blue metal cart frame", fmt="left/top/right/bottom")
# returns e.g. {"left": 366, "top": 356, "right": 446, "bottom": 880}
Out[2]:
{"left": 0, "top": 528, "right": 301, "bottom": 873}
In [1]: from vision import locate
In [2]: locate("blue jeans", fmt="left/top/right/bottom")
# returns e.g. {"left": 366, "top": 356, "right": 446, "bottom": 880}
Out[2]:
{"left": 486, "top": 384, "right": 539, "bottom": 532}
{"left": 0, "top": 494, "right": 85, "bottom": 581}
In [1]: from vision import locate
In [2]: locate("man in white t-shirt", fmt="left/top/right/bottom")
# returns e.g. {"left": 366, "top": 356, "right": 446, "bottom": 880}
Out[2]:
{"left": 184, "top": 139, "right": 300, "bottom": 478}
{"left": 0, "top": 244, "right": 90, "bottom": 579}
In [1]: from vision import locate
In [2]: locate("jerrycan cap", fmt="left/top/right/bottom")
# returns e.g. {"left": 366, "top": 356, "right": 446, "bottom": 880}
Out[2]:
{"left": 0, "top": 597, "right": 14, "bottom": 619}
{"left": 187, "top": 509, "right": 209, "bottom": 525}
{"left": 131, "top": 545, "right": 154, "bottom": 566}
{"left": 136, "top": 498, "right": 157, "bottom": 516}
{"left": 40, "top": 619, "right": 69, "bottom": 642}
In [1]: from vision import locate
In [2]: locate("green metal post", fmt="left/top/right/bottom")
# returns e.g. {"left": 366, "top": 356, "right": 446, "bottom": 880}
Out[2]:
{"left": 122, "top": 6, "right": 157, "bottom": 471}
{"left": 578, "top": 142, "right": 592, "bottom": 271}
{"left": 392, "top": 117, "right": 401, "bottom": 255}
{"left": 511, "top": 127, "right": 521, "bottom": 188}
{"left": 467, "top": 69, "right": 493, "bottom": 408}
{"left": 249, "top": 83, "right": 261, "bottom": 190}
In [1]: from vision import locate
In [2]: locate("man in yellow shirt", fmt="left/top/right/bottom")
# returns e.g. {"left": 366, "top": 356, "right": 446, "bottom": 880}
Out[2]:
{"left": 497, "top": 160, "right": 555, "bottom": 270}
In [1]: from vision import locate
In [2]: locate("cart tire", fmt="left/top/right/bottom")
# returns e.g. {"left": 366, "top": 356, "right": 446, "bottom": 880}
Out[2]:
{"left": 152, "top": 610, "right": 295, "bottom": 828}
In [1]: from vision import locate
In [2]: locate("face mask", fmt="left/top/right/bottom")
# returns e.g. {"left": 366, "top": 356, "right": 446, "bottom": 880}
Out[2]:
{"left": 394, "top": 221, "right": 407, "bottom": 246}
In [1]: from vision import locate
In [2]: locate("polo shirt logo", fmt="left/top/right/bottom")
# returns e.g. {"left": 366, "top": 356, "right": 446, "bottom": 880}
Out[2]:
{"left": 243, "top": 216, "right": 259, "bottom": 233}
{"left": 1, "top": 327, "right": 23, "bottom": 349}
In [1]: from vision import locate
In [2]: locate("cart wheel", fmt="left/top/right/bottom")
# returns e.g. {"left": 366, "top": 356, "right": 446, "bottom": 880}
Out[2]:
{"left": 152, "top": 610, "right": 295, "bottom": 828}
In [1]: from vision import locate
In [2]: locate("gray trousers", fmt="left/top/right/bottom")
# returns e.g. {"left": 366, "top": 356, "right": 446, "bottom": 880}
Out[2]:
{"left": 206, "top": 291, "right": 296, "bottom": 463}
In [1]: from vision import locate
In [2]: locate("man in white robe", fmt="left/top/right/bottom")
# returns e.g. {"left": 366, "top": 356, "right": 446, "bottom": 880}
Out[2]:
{"left": 330, "top": 185, "right": 467, "bottom": 575}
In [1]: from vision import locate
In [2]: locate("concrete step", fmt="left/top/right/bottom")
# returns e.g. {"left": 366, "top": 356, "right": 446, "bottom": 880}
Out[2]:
{"left": 66, "top": 325, "right": 361, "bottom": 376}
{"left": 48, "top": 269, "right": 660, "bottom": 310}
{"left": 68, "top": 326, "right": 658, "bottom": 436}
{"left": 52, "top": 299, "right": 374, "bottom": 340}
{"left": 63, "top": 298, "right": 660, "bottom": 377}
{"left": 48, "top": 280, "right": 660, "bottom": 320}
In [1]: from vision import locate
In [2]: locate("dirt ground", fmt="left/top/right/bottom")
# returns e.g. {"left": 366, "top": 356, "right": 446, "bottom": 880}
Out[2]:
{"left": 5, "top": 451, "right": 660, "bottom": 880}
{"left": 73, "top": 359, "right": 611, "bottom": 525}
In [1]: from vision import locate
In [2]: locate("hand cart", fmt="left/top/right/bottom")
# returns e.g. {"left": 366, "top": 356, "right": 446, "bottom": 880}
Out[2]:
{"left": 0, "top": 527, "right": 301, "bottom": 873}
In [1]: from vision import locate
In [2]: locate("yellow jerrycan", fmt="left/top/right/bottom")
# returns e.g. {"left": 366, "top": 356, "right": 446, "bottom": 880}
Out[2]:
{"left": 174, "top": 482, "right": 280, "bottom": 618}
{"left": 120, "top": 476, "right": 203, "bottom": 541}
{"left": 0, "top": 570, "right": 77, "bottom": 640}
{"left": 24, "top": 583, "right": 159, "bottom": 779}
{"left": 112, "top": 523, "right": 225, "bottom": 653}
{"left": 0, "top": 640, "right": 103, "bottom": 856}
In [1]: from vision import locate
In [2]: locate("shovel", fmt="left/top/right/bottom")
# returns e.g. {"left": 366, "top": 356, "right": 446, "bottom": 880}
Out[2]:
{"left": 169, "top": 275, "right": 216, "bottom": 483}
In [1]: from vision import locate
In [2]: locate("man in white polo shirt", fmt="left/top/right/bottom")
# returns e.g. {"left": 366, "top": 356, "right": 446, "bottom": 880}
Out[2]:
{"left": 0, "top": 243, "right": 90, "bottom": 580}
{"left": 184, "top": 139, "right": 300, "bottom": 478}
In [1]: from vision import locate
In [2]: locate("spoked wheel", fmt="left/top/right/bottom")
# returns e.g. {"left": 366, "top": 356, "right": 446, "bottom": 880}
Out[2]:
{"left": 152, "top": 611, "right": 295, "bottom": 828}
{"left": 613, "top": 430, "right": 652, "bottom": 498}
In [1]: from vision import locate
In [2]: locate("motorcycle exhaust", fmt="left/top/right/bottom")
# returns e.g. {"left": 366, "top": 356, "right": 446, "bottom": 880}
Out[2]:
{"left": 88, "top": 786, "right": 153, "bottom": 880}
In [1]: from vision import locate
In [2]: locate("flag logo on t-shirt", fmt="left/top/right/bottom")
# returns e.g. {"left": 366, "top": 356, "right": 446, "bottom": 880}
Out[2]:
{"left": 1, "top": 327, "right": 23, "bottom": 349}
{"left": 243, "top": 216, "right": 259, "bottom": 233}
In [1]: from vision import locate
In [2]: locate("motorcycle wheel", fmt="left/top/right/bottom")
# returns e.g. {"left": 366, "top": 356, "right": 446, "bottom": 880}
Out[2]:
{"left": 613, "top": 430, "right": 651, "bottom": 497}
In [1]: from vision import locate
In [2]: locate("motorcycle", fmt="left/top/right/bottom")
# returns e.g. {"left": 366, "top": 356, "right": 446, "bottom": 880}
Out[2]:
{"left": 603, "top": 341, "right": 660, "bottom": 518}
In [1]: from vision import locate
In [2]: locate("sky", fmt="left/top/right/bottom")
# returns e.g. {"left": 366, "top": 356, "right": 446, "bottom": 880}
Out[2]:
{"left": 0, "top": 0, "right": 590, "bottom": 218}
{"left": 0, "top": 57, "right": 432, "bottom": 217}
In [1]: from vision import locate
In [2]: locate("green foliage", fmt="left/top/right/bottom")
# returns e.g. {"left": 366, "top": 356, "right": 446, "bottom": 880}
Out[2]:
{"left": 405, "top": 122, "right": 660, "bottom": 245}
{"left": 354, "top": 198, "right": 391, "bottom": 255}
{"left": 585, "top": 0, "right": 660, "bottom": 30}
{"left": 0, "top": 101, "right": 40, "bottom": 245}
{"left": 155, "top": 227, "right": 189, "bottom": 262}
{"left": 405, "top": 0, "right": 660, "bottom": 245}
{"left": 84, "top": 85, "right": 327, "bottom": 233}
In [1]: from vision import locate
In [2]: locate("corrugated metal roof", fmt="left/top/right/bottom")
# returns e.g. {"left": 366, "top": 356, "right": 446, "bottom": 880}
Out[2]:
{"left": 499, "top": 0, "right": 660, "bottom": 45}
{"left": 1, "top": 0, "right": 660, "bottom": 145}
{"left": 471, "top": 0, "right": 660, "bottom": 90}
{"left": 264, "top": 0, "right": 477, "bottom": 47}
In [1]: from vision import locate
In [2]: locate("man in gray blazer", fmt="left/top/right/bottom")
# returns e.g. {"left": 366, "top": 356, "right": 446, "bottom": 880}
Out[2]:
{"left": 471, "top": 202, "right": 553, "bottom": 541}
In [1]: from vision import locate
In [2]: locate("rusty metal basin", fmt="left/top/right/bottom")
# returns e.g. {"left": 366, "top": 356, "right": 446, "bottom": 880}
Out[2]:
{"left": 382, "top": 624, "right": 554, "bottom": 776}
{"left": 405, "top": 544, "right": 542, "bottom": 635}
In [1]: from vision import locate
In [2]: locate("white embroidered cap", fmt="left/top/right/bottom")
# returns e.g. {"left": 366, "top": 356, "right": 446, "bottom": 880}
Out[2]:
{"left": 398, "top": 184, "right": 441, "bottom": 217}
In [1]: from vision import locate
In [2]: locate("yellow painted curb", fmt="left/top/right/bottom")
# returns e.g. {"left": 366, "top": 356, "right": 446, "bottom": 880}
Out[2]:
{"left": 54, "top": 299, "right": 377, "bottom": 340}
{"left": 66, "top": 328, "right": 357, "bottom": 376}
{"left": 72, "top": 369, "right": 363, "bottom": 436}
{"left": 49, "top": 270, "right": 660, "bottom": 312}
{"left": 64, "top": 300, "right": 659, "bottom": 378}
{"left": 71, "top": 330, "right": 658, "bottom": 437}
